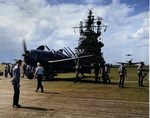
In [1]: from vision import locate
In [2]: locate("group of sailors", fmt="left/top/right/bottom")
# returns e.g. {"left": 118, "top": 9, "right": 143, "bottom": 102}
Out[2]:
{"left": 5, "top": 61, "right": 148, "bottom": 87}
{"left": 118, "top": 62, "right": 148, "bottom": 87}
{"left": 74, "top": 62, "right": 111, "bottom": 84}
{"left": 75, "top": 62, "right": 148, "bottom": 87}
{"left": 4, "top": 63, "right": 14, "bottom": 78}
{"left": 4, "top": 63, "right": 32, "bottom": 78}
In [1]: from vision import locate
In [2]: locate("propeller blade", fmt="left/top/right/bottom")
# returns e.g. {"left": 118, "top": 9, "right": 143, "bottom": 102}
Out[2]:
{"left": 23, "top": 39, "right": 27, "bottom": 53}
{"left": 22, "top": 39, "right": 29, "bottom": 63}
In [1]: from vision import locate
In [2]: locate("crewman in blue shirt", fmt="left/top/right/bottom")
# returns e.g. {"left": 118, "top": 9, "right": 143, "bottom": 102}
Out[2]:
{"left": 35, "top": 62, "right": 44, "bottom": 92}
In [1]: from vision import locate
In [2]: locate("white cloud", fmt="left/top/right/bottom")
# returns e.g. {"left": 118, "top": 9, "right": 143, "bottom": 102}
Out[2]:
{"left": 126, "top": 12, "right": 149, "bottom": 40}
{"left": 0, "top": 0, "right": 149, "bottom": 64}
{"left": 83, "top": 0, "right": 106, "bottom": 4}
{"left": 133, "top": 28, "right": 144, "bottom": 38}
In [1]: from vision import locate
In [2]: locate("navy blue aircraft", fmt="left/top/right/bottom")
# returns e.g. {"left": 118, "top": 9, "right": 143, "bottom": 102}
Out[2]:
{"left": 22, "top": 40, "right": 96, "bottom": 80}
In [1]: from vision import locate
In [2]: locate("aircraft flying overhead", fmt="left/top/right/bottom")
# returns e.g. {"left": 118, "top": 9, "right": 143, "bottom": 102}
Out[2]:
{"left": 116, "top": 59, "right": 142, "bottom": 67}
{"left": 22, "top": 39, "right": 97, "bottom": 80}
{"left": 125, "top": 54, "right": 132, "bottom": 56}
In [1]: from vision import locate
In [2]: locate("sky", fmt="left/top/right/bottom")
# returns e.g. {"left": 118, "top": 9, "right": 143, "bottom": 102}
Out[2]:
{"left": 0, "top": 0, "right": 149, "bottom": 65}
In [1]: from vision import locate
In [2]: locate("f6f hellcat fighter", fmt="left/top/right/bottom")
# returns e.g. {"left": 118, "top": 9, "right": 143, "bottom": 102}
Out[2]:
{"left": 117, "top": 59, "right": 142, "bottom": 67}
{"left": 22, "top": 40, "right": 96, "bottom": 80}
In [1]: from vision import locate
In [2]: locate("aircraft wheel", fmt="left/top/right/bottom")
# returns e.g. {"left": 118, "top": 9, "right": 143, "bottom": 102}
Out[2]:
{"left": 27, "top": 72, "right": 34, "bottom": 79}
{"left": 0, "top": 72, "right": 3, "bottom": 76}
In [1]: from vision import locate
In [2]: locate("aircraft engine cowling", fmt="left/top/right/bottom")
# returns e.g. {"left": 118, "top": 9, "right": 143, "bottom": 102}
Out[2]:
{"left": 22, "top": 51, "right": 30, "bottom": 64}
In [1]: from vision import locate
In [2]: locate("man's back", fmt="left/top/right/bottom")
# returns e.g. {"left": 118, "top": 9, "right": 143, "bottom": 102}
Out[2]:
{"left": 36, "top": 66, "right": 44, "bottom": 75}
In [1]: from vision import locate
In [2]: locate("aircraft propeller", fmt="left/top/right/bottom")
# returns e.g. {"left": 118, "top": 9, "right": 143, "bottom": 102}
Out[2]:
{"left": 22, "top": 39, "right": 29, "bottom": 63}
{"left": 23, "top": 38, "right": 27, "bottom": 53}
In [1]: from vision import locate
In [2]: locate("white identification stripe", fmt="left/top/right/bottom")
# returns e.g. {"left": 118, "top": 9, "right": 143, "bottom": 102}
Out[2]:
{"left": 48, "top": 55, "right": 93, "bottom": 63}
{"left": 48, "top": 57, "right": 76, "bottom": 63}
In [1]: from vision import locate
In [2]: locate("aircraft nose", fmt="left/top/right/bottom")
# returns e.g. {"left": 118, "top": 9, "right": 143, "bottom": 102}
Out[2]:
{"left": 22, "top": 51, "right": 30, "bottom": 63}
{"left": 22, "top": 54, "right": 28, "bottom": 63}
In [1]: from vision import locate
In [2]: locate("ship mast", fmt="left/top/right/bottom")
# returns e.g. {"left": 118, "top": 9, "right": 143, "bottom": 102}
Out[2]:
{"left": 73, "top": 9, "right": 107, "bottom": 65}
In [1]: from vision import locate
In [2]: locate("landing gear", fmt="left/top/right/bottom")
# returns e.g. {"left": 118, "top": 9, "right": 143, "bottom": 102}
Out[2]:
{"left": 44, "top": 71, "right": 57, "bottom": 80}
{"left": 27, "top": 72, "right": 34, "bottom": 79}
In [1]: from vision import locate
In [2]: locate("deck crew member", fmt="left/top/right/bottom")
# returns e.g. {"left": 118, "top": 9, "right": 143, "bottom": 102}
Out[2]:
{"left": 74, "top": 62, "right": 85, "bottom": 83}
{"left": 104, "top": 64, "right": 110, "bottom": 84}
{"left": 5, "top": 64, "right": 8, "bottom": 78}
{"left": 35, "top": 62, "right": 44, "bottom": 92}
{"left": 138, "top": 62, "right": 147, "bottom": 86}
{"left": 12, "top": 60, "right": 22, "bottom": 108}
{"left": 94, "top": 63, "right": 99, "bottom": 83}
{"left": 7, "top": 64, "right": 11, "bottom": 76}
{"left": 22, "top": 63, "right": 26, "bottom": 78}
{"left": 118, "top": 63, "right": 127, "bottom": 88}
